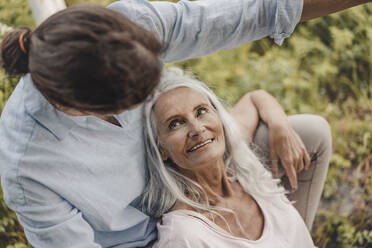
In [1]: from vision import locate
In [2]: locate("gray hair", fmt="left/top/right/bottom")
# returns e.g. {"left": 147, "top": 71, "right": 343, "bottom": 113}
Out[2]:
{"left": 142, "top": 67, "right": 286, "bottom": 221}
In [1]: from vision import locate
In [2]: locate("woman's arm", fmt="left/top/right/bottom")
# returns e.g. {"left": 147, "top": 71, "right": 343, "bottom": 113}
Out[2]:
{"left": 230, "top": 90, "right": 310, "bottom": 189}
{"left": 230, "top": 90, "right": 288, "bottom": 142}
{"left": 229, "top": 91, "right": 260, "bottom": 143}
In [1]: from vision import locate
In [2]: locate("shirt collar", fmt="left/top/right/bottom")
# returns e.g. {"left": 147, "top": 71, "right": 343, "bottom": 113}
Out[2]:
{"left": 22, "top": 74, "right": 76, "bottom": 140}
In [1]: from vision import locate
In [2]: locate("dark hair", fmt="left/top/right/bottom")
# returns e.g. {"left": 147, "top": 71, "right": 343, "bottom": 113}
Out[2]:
{"left": 0, "top": 4, "right": 163, "bottom": 114}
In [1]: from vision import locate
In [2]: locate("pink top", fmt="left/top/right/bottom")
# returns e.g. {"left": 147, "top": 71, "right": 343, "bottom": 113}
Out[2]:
{"left": 153, "top": 195, "right": 316, "bottom": 248}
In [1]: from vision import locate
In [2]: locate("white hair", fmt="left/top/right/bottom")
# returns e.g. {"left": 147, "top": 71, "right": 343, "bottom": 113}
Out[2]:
{"left": 142, "top": 67, "right": 287, "bottom": 231}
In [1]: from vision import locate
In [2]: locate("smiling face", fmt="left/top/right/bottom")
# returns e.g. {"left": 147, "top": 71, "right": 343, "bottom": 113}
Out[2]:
{"left": 153, "top": 87, "right": 226, "bottom": 171}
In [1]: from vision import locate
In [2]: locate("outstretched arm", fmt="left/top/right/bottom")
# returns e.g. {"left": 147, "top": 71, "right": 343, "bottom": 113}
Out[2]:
{"left": 109, "top": 0, "right": 371, "bottom": 63}
{"left": 108, "top": 0, "right": 302, "bottom": 62}
{"left": 301, "top": 0, "right": 372, "bottom": 22}
{"left": 230, "top": 90, "right": 310, "bottom": 189}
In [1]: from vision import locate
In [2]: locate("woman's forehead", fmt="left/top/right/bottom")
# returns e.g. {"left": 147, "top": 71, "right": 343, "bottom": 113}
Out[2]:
{"left": 154, "top": 87, "right": 209, "bottom": 119}
{"left": 157, "top": 87, "right": 208, "bottom": 107}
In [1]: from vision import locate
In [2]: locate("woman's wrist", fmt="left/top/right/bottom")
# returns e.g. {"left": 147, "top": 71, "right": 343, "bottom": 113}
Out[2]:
{"left": 250, "top": 90, "right": 289, "bottom": 130}
{"left": 267, "top": 116, "right": 290, "bottom": 130}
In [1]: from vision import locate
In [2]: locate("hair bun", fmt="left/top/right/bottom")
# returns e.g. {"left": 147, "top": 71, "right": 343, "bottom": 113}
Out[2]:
{"left": 0, "top": 27, "right": 32, "bottom": 76}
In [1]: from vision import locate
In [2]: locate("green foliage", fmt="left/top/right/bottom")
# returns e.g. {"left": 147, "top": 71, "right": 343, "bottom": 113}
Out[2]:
{"left": 0, "top": 71, "right": 18, "bottom": 114}
{"left": 0, "top": 0, "right": 34, "bottom": 27}
{"left": 314, "top": 212, "right": 372, "bottom": 248}
{"left": 66, "top": 0, "right": 116, "bottom": 6}
{"left": 0, "top": 195, "right": 28, "bottom": 248}
{"left": 1, "top": 0, "right": 372, "bottom": 247}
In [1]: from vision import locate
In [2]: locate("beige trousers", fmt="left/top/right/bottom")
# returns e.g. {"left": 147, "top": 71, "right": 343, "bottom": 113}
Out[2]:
{"left": 252, "top": 114, "right": 332, "bottom": 231}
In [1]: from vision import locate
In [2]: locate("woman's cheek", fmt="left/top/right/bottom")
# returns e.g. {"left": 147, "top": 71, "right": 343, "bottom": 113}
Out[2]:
{"left": 167, "top": 133, "right": 186, "bottom": 154}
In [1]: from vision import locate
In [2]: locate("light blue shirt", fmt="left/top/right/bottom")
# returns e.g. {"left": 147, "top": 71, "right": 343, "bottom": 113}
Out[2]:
{"left": 0, "top": 0, "right": 303, "bottom": 247}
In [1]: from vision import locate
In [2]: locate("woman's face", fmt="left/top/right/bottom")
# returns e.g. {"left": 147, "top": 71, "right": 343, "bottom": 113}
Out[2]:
{"left": 153, "top": 87, "right": 225, "bottom": 171}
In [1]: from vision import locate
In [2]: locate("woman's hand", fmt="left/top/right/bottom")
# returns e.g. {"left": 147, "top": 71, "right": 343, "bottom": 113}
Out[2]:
{"left": 269, "top": 121, "right": 310, "bottom": 190}
{"left": 230, "top": 89, "right": 311, "bottom": 189}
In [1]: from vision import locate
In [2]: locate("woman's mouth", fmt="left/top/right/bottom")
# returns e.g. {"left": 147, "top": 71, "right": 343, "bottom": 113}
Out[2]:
{"left": 187, "top": 138, "right": 214, "bottom": 153}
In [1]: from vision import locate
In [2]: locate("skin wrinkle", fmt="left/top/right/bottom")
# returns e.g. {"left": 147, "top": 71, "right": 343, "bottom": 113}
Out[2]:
{"left": 154, "top": 87, "right": 231, "bottom": 202}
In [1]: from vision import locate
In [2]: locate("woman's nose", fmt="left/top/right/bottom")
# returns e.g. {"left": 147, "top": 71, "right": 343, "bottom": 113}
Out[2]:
{"left": 188, "top": 121, "right": 206, "bottom": 137}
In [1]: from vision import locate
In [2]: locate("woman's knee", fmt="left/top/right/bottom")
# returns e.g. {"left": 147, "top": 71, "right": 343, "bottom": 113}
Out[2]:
{"left": 289, "top": 114, "right": 332, "bottom": 157}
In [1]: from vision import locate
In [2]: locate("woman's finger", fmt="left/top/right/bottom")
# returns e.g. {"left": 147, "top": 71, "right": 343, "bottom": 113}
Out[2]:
{"left": 292, "top": 155, "right": 299, "bottom": 173}
{"left": 284, "top": 162, "right": 298, "bottom": 190}
{"left": 297, "top": 155, "right": 304, "bottom": 173}
{"left": 270, "top": 150, "right": 279, "bottom": 178}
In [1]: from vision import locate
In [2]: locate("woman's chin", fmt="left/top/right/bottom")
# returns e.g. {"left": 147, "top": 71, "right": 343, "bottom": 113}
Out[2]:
{"left": 183, "top": 149, "right": 225, "bottom": 170}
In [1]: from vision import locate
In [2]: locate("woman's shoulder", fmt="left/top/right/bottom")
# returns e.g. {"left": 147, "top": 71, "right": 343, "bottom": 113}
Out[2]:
{"left": 153, "top": 212, "right": 199, "bottom": 248}
{"left": 157, "top": 210, "right": 206, "bottom": 238}
{"left": 154, "top": 210, "right": 232, "bottom": 248}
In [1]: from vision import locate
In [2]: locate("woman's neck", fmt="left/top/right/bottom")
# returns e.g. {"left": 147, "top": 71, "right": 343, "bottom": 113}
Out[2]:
{"left": 177, "top": 159, "right": 234, "bottom": 205}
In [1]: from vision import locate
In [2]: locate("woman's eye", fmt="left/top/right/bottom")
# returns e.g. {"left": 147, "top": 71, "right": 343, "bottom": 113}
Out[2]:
{"left": 197, "top": 107, "right": 208, "bottom": 117}
{"left": 169, "top": 120, "right": 182, "bottom": 130}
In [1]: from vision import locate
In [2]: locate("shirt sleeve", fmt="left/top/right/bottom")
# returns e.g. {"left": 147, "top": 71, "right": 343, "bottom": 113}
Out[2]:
{"left": 107, "top": 0, "right": 303, "bottom": 63}
{"left": 2, "top": 176, "right": 101, "bottom": 248}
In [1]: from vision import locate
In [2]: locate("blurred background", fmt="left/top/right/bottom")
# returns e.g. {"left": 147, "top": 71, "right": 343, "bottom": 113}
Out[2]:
{"left": 0, "top": 0, "right": 371, "bottom": 247}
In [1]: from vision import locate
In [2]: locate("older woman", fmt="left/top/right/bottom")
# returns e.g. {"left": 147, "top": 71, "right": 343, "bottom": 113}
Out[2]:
{"left": 142, "top": 68, "right": 331, "bottom": 247}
